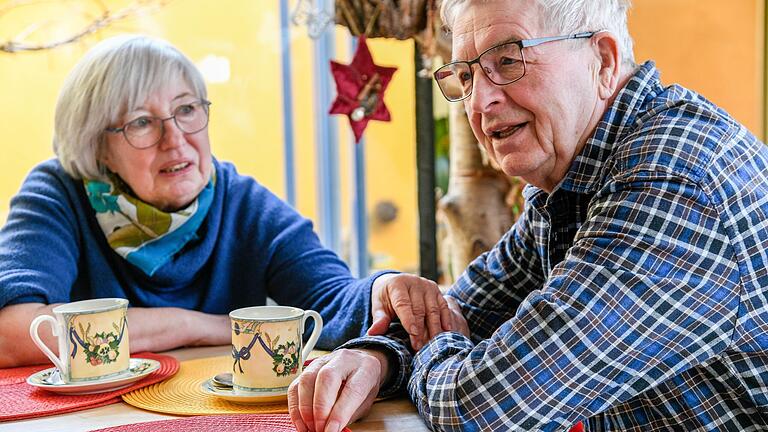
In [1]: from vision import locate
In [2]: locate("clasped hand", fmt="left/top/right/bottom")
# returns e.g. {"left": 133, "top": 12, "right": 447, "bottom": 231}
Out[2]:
{"left": 368, "top": 273, "right": 452, "bottom": 350}
{"left": 288, "top": 274, "right": 469, "bottom": 432}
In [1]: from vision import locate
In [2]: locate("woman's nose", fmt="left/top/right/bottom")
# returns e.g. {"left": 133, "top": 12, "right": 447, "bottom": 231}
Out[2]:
{"left": 158, "top": 118, "right": 185, "bottom": 150}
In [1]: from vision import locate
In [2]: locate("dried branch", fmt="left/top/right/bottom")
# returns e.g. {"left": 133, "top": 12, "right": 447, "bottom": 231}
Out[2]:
{"left": 0, "top": 0, "right": 171, "bottom": 53}
{"left": 335, "top": 0, "right": 432, "bottom": 40}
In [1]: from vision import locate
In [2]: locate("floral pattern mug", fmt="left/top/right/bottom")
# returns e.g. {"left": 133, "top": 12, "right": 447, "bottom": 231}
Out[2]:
{"left": 230, "top": 306, "right": 322, "bottom": 394}
{"left": 29, "top": 298, "right": 130, "bottom": 382}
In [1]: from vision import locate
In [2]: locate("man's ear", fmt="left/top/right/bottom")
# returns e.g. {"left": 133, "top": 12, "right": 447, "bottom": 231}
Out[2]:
{"left": 593, "top": 32, "right": 622, "bottom": 100}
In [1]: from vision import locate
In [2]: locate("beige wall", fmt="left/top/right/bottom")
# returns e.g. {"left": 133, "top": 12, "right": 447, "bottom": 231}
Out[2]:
{"left": 629, "top": 0, "right": 765, "bottom": 139}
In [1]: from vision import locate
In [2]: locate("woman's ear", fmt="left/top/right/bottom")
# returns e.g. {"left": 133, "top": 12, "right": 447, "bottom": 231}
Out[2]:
{"left": 98, "top": 143, "right": 114, "bottom": 173}
{"left": 593, "top": 31, "right": 622, "bottom": 100}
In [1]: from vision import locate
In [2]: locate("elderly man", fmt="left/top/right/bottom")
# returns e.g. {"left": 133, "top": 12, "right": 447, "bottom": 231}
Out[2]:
{"left": 289, "top": 0, "right": 768, "bottom": 430}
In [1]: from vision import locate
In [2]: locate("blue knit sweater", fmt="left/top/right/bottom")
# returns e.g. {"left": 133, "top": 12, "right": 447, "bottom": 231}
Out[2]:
{"left": 0, "top": 159, "right": 383, "bottom": 349}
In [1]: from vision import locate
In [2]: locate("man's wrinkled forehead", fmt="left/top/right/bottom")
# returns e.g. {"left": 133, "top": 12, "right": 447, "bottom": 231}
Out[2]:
{"left": 449, "top": 0, "right": 544, "bottom": 61}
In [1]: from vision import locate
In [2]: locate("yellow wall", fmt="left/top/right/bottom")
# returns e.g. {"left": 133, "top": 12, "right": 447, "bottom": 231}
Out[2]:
{"left": 629, "top": 0, "right": 765, "bottom": 138}
{"left": 0, "top": 0, "right": 419, "bottom": 272}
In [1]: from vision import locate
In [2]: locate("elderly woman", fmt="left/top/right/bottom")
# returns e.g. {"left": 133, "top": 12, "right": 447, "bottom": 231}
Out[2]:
{"left": 0, "top": 35, "right": 448, "bottom": 368}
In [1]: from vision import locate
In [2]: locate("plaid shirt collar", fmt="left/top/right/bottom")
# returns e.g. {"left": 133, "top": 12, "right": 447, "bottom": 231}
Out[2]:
{"left": 524, "top": 61, "right": 663, "bottom": 203}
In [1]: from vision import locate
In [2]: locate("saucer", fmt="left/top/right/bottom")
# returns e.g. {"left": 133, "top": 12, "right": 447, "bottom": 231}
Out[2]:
{"left": 27, "top": 358, "right": 160, "bottom": 395}
{"left": 200, "top": 378, "right": 287, "bottom": 404}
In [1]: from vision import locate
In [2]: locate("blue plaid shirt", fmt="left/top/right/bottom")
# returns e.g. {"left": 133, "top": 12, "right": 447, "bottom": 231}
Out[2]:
{"left": 342, "top": 61, "right": 768, "bottom": 431}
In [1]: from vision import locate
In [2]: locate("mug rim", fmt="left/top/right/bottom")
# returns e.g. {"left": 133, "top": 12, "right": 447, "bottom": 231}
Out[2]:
{"left": 229, "top": 305, "right": 305, "bottom": 321}
{"left": 52, "top": 298, "right": 129, "bottom": 315}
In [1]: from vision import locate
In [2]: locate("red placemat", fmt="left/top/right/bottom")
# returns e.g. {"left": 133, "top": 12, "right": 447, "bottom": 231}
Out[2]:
{"left": 88, "top": 413, "right": 352, "bottom": 432}
{"left": 0, "top": 352, "right": 179, "bottom": 422}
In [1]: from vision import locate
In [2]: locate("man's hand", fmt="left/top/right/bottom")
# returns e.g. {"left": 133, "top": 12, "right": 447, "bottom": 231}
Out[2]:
{"left": 445, "top": 296, "right": 470, "bottom": 338}
{"left": 368, "top": 273, "right": 452, "bottom": 350}
{"left": 288, "top": 349, "right": 389, "bottom": 432}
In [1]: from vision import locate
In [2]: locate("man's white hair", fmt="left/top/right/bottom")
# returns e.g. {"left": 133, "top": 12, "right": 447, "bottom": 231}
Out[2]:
{"left": 440, "top": 0, "right": 635, "bottom": 65}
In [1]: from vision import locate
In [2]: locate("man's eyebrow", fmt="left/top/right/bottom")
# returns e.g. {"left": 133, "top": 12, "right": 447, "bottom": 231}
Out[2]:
{"left": 497, "top": 34, "right": 525, "bottom": 45}
{"left": 451, "top": 35, "right": 524, "bottom": 62}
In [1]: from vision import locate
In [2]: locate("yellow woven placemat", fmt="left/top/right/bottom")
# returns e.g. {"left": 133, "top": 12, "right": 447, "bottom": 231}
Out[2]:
{"left": 122, "top": 355, "right": 288, "bottom": 415}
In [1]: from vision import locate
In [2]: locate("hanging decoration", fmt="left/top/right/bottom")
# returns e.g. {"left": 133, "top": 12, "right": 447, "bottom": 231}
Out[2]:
{"left": 291, "top": 0, "right": 334, "bottom": 40}
{"left": 322, "top": 0, "right": 446, "bottom": 142}
{"left": 333, "top": 0, "right": 445, "bottom": 77}
{"left": 329, "top": 35, "right": 397, "bottom": 143}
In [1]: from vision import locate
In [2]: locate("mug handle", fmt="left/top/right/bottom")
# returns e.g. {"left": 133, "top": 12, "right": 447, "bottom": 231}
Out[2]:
{"left": 300, "top": 310, "right": 323, "bottom": 362}
{"left": 29, "top": 315, "right": 65, "bottom": 371}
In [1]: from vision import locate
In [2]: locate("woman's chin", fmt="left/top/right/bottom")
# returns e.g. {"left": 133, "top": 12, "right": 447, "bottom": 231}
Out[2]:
{"left": 153, "top": 189, "right": 201, "bottom": 211}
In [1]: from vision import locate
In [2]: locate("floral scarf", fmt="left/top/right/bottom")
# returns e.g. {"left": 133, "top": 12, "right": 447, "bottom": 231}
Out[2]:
{"left": 84, "top": 172, "right": 215, "bottom": 276}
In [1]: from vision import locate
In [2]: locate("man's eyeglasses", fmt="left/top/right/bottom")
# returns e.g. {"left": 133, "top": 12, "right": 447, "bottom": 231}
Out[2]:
{"left": 105, "top": 99, "right": 212, "bottom": 149}
{"left": 433, "top": 31, "right": 599, "bottom": 102}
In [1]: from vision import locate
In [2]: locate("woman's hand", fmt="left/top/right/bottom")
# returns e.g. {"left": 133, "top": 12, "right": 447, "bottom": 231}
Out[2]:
{"left": 127, "top": 307, "right": 230, "bottom": 353}
{"left": 368, "top": 273, "right": 452, "bottom": 350}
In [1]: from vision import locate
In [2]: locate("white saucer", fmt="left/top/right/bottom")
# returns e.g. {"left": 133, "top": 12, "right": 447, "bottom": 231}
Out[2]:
{"left": 27, "top": 358, "right": 160, "bottom": 395}
{"left": 200, "top": 379, "right": 287, "bottom": 404}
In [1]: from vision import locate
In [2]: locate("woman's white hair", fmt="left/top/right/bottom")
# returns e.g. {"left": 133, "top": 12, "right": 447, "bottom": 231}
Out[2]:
{"left": 440, "top": 0, "right": 635, "bottom": 65}
{"left": 53, "top": 35, "right": 207, "bottom": 180}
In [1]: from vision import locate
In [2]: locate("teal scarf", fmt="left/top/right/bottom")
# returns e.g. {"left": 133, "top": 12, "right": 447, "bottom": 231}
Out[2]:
{"left": 84, "top": 173, "right": 215, "bottom": 276}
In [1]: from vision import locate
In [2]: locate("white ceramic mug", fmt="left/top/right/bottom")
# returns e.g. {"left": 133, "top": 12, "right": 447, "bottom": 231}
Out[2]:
{"left": 229, "top": 306, "right": 322, "bottom": 394}
{"left": 29, "top": 298, "right": 130, "bottom": 383}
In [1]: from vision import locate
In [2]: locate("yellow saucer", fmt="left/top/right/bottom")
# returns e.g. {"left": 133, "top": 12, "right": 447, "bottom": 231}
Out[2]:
{"left": 200, "top": 379, "right": 288, "bottom": 404}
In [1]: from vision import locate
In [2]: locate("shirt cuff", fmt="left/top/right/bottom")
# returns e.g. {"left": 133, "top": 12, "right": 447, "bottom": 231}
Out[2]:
{"left": 408, "top": 331, "right": 475, "bottom": 406}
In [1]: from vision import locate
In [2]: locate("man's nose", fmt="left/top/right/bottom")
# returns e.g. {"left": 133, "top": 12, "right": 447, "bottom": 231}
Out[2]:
{"left": 469, "top": 65, "right": 505, "bottom": 114}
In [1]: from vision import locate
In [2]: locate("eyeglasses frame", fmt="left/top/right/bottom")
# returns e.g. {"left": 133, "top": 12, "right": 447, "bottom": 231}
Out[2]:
{"left": 434, "top": 31, "right": 600, "bottom": 102}
{"left": 104, "top": 99, "right": 212, "bottom": 149}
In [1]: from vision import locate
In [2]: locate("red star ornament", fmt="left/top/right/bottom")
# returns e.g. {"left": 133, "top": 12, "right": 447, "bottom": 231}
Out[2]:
{"left": 329, "top": 36, "right": 397, "bottom": 143}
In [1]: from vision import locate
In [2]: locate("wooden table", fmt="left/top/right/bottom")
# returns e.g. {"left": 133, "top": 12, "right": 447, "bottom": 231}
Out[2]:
{"left": 0, "top": 345, "right": 429, "bottom": 432}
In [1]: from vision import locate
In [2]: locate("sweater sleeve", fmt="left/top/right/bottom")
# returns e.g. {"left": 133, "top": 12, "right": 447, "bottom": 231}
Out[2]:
{"left": 0, "top": 160, "right": 82, "bottom": 308}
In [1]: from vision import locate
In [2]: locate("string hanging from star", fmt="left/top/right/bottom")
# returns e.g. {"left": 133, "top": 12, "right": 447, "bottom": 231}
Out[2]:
{"left": 328, "top": 2, "right": 397, "bottom": 143}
